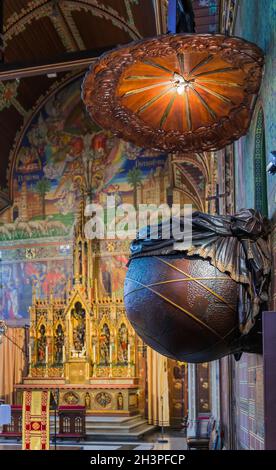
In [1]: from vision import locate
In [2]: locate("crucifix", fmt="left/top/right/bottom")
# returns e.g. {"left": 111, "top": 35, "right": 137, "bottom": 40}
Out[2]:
{"left": 206, "top": 184, "right": 227, "bottom": 214}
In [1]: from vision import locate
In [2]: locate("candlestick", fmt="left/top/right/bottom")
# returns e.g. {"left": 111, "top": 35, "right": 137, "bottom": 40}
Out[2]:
{"left": 127, "top": 343, "right": 131, "bottom": 377}
{"left": 94, "top": 281, "right": 98, "bottom": 301}
{"left": 109, "top": 343, "right": 113, "bottom": 378}
{"left": 45, "top": 345, "right": 49, "bottom": 378}
{"left": 93, "top": 345, "right": 97, "bottom": 377}
{"left": 109, "top": 344, "right": 112, "bottom": 364}
{"left": 28, "top": 345, "right": 32, "bottom": 365}
{"left": 28, "top": 344, "right": 32, "bottom": 377}
{"left": 128, "top": 343, "right": 131, "bottom": 364}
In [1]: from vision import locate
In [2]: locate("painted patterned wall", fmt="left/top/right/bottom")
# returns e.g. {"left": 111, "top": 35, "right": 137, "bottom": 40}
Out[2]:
{"left": 234, "top": 0, "right": 276, "bottom": 217}
{"left": 233, "top": 354, "right": 264, "bottom": 450}
{"left": 230, "top": 0, "right": 276, "bottom": 451}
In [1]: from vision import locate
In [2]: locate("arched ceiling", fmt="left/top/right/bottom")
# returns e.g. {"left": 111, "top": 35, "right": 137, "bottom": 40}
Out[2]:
{"left": 3, "top": 0, "right": 155, "bottom": 63}
{"left": 0, "top": 0, "right": 160, "bottom": 202}
{"left": 171, "top": 152, "right": 214, "bottom": 212}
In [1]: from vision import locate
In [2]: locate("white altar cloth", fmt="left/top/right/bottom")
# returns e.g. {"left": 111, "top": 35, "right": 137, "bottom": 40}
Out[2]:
{"left": 0, "top": 404, "right": 11, "bottom": 425}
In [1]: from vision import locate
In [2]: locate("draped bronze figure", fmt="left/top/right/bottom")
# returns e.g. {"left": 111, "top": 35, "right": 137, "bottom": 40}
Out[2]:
{"left": 124, "top": 209, "right": 271, "bottom": 362}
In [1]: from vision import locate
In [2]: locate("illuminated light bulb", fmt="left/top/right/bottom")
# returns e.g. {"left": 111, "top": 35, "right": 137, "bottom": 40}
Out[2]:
{"left": 177, "top": 84, "right": 185, "bottom": 95}
{"left": 172, "top": 72, "right": 189, "bottom": 95}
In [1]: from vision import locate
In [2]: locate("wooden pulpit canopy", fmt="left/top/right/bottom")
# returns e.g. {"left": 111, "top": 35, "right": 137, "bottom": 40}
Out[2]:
{"left": 82, "top": 34, "right": 264, "bottom": 153}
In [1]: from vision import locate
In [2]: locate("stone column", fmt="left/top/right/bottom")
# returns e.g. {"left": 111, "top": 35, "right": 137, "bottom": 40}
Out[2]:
{"left": 210, "top": 360, "right": 220, "bottom": 421}
{"left": 187, "top": 363, "right": 197, "bottom": 437}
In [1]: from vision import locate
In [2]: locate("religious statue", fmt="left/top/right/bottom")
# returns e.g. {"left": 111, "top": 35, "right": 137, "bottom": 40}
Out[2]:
{"left": 117, "top": 392, "right": 123, "bottom": 410}
{"left": 118, "top": 323, "right": 128, "bottom": 363}
{"left": 37, "top": 324, "right": 47, "bottom": 363}
{"left": 71, "top": 302, "right": 85, "bottom": 352}
{"left": 54, "top": 324, "right": 64, "bottom": 364}
{"left": 99, "top": 323, "right": 110, "bottom": 365}
{"left": 84, "top": 392, "right": 91, "bottom": 409}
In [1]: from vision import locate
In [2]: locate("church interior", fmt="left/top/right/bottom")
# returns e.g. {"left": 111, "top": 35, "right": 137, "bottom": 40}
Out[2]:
{"left": 0, "top": 0, "right": 275, "bottom": 454}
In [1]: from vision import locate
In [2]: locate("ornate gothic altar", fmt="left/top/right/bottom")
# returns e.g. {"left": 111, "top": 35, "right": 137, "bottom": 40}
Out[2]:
{"left": 15, "top": 198, "right": 141, "bottom": 416}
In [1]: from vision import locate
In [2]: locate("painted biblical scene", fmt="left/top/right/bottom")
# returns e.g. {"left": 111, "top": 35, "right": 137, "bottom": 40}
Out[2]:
{"left": 0, "top": 258, "right": 71, "bottom": 323}
{"left": 0, "top": 76, "right": 170, "bottom": 325}
{"left": 99, "top": 254, "right": 129, "bottom": 298}
{"left": 0, "top": 77, "right": 168, "bottom": 242}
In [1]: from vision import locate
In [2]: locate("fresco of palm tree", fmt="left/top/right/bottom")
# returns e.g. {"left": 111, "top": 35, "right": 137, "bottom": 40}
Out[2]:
{"left": 34, "top": 178, "right": 51, "bottom": 219}
{"left": 127, "top": 167, "right": 143, "bottom": 209}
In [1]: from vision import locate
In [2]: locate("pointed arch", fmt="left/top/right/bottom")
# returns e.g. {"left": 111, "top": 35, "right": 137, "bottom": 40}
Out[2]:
{"left": 254, "top": 107, "right": 268, "bottom": 216}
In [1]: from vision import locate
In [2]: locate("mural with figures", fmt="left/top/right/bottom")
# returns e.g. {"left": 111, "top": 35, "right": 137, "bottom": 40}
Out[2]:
{"left": 99, "top": 254, "right": 129, "bottom": 299}
{"left": 0, "top": 77, "right": 168, "bottom": 241}
{"left": 0, "top": 256, "right": 72, "bottom": 323}
{"left": 0, "top": 76, "right": 173, "bottom": 325}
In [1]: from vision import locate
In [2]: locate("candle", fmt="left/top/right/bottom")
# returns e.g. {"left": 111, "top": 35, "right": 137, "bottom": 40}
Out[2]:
{"left": 109, "top": 344, "right": 112, "bottom": 364}
{"left": 62, "top": 345, "right": 66, "bottom": 363}
{"left": 128, "top": 343, "right": 131, "bottom": 364}
{"left": 45, "top": 346, "right": 48, "bottom": 365}
{"left": 93, "top": 345, "right": 96, "bottom": 363}
{"left": 94, "top": 281, "right": 98, "bottom": 301}
{"left": 29, "top": 345, "right": 32, "bottom": 364}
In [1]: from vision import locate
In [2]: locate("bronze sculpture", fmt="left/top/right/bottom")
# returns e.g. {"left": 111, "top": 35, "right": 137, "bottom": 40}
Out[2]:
{"left": 124, "top": 209, "right": 271, "bottom": 362}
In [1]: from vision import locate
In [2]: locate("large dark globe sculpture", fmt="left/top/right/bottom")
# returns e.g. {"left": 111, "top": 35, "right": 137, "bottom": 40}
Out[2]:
{"left": 124, "top": 210, "right": 271, "bottom": 363}
{"left": 124, "top": 254, "right": 240, "bottom": 363}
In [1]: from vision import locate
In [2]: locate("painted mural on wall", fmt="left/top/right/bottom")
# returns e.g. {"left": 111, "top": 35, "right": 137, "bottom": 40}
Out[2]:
{"left": 0, "top": 256, "right": 72, "bottom": 324}
{"left": 0, "top": 77, "right": 168, "bottom": 241}
{"left": 99, "top": 254, "right": 129, "bottom": 298}
{"left": 0, "top": 76, "right": 170, "bottom": 324}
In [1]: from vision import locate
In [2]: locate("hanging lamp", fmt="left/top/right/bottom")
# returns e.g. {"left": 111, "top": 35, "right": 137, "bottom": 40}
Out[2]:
{"left": 82, "top": 34, "right": 264, "bottom": 153}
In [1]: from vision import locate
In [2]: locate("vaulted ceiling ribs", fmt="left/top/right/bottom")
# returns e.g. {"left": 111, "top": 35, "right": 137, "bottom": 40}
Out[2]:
{"left": 0, "top": 0, "right": 158, "bottom": 203}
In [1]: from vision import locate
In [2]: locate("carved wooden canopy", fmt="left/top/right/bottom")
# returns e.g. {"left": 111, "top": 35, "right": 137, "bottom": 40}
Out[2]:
{"left": 82, "top": 34, "right": 264, "bottom": 153}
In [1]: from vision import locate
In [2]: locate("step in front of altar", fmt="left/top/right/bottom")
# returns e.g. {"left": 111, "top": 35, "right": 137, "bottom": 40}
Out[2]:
{"left": 50, "top": 414, "right": 156, "bottom": 441}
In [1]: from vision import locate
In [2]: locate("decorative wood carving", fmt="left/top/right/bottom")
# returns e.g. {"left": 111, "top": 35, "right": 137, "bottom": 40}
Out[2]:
{"left": 57, "top": 405, "right": 86, "bottom": 439}
{"left": 83, "top": 34, "right": 264, "bottom": 153}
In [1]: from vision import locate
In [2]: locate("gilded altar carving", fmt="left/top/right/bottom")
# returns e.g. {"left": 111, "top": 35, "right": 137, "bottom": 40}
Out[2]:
{"left": 54, "top": 324, "right": 64, "bottom": 364}
{"left": 28, "top": 196, "right": 137, "bottom": 383}
{"left": 63, "top": 391, "right": 80, "bottom": 405}
{"left": 37, "top": 324, "right": 46, "bottom": 364}
{"left": 71, "top": 302, "right": 86, "bottom": 353}
{"left": 29, "top": 273, "right": 135, "bottom": 380}
{"left": 99, "top": 323, "right": 110, "bottom": 365}
{"left": 95, "top": 392, "right": 112, "bottom": 408}
{"left": 84, "top": 392, "right": 91, "bottom": 409}
{"left": 29, "top": 366, "right": 63, "bottom": 378}
{"left": 118, "top": 323, "right": 128, "bottom": 363}
{"left": 117, "top": 392, "right": 123, "bottom": 410}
